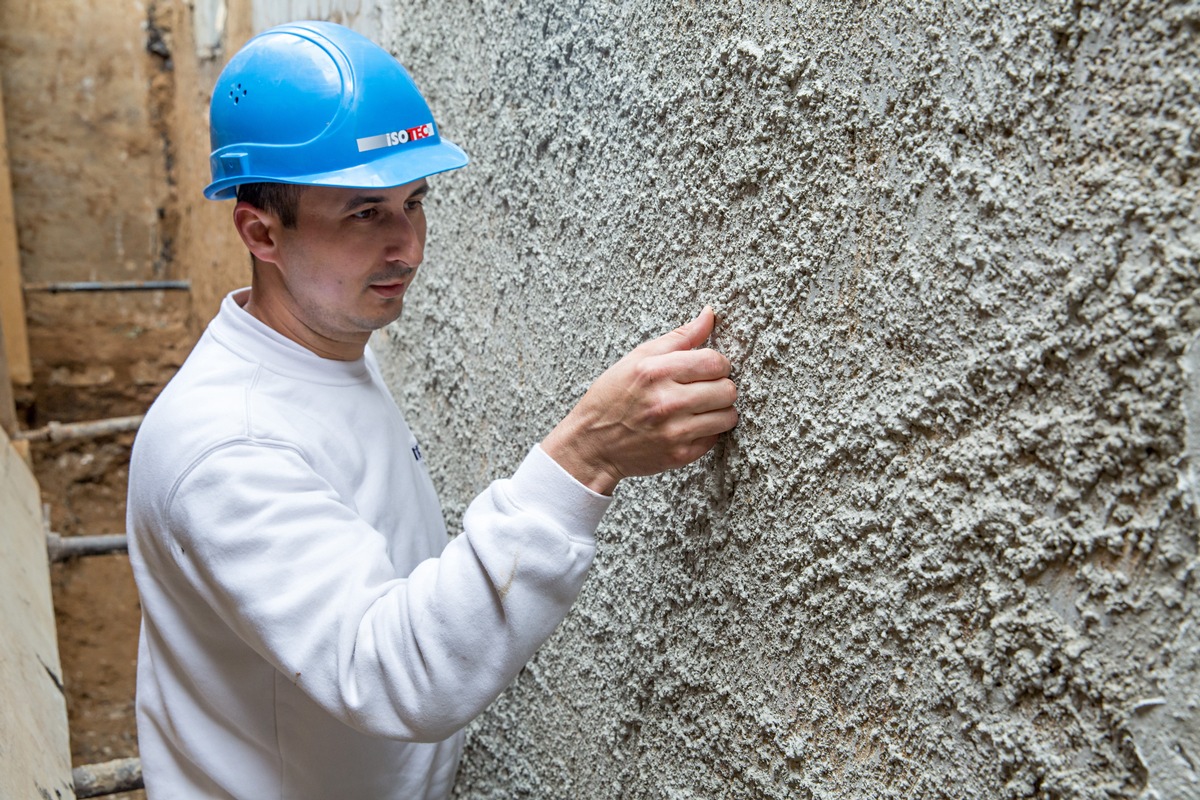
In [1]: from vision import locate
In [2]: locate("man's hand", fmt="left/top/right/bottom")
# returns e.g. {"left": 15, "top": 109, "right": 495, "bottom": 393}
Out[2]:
{"left": 541, "top": 307, "right": 738, "bottom": 495}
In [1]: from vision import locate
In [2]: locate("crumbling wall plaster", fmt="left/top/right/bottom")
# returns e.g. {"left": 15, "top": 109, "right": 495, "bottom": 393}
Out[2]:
{"left": 378, "top": 2, "right": 1199, "bottom": 797}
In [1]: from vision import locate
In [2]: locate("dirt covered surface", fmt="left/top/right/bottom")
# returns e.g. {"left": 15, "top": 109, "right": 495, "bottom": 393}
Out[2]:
{"left": 20, "top": 289, "right": 194, "bottom": 799}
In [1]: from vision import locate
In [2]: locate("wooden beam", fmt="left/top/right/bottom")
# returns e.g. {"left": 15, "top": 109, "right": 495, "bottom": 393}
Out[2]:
{"left": 0, "top": 307, "right": 17, "bottom": 439}
{"left": 0, "top": 79, "right": 31, "bottom": 385}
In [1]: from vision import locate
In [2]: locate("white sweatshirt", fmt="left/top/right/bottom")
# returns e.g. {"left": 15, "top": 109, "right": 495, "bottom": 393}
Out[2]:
{"left": 127, "top": 289, "right": 609, "bottom": 799}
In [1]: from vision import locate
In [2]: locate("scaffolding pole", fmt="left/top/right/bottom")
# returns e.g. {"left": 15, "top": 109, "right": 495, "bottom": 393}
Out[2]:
{"left": 23, "top": 279, "right": 190, "bottom": 293}
{"left": 15, "top": 414, "right": 144, "bottom": 443}
{"left": 72, "top": 757, "right": 143, "bottom": 798}
{"left": 46, "top": 533, "right": 128, "bottom": 562}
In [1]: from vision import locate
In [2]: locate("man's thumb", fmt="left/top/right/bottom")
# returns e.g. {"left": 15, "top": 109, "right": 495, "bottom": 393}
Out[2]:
{"left": 643, "top": 306, "right": 716, "bottom": 355}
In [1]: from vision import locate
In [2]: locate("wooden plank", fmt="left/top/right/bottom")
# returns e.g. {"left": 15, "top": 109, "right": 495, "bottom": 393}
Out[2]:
{"left": 0, "top": 425, "right": 75, "bottom": 799}
{"left": 0, "top": 79, "right": 31, "bottom": 385}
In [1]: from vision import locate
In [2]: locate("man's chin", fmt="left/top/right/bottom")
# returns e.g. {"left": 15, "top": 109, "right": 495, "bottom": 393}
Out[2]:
{"left": 370, "top": 301, "right": 405, "bottom": 329}
{"left": 347, "top": 305, "right": 404, "bottom": 338}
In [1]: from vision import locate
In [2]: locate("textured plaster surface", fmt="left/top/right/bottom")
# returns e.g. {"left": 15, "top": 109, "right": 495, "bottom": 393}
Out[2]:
{"left": 377, "top": 2, "right": 1200, "bottom": 797}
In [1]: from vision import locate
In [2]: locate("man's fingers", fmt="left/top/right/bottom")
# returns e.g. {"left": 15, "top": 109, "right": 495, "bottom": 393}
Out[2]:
{"left": 687, "top": 405, "right": 740, "bottom": 438}
{"left": 637, "top": 306, "right": 716, "bottom": 357}
{"left": 668, "top": 377, "right": 738, "bottom": 416}
{"left": 665, "top": 407, "right": 740, "bottom": 467}
{"left": 641, "top": 348, "right": 731, "bottom": 385}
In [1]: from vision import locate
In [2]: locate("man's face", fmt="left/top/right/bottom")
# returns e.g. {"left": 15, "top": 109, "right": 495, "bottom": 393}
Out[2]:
{"left": 268, "top": 179, "right": 429, "bottom": 352}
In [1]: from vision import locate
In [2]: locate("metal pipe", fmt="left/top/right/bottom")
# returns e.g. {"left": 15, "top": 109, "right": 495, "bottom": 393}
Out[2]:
{"left": 23, "top": 279, "right": 190, "bottom": 293}
{"left": 72, "top": 757, "right": 143, "bottom": 798}
{"left": 47, "top": 533, "right": 129, "bottom": 562}
{"left": 16, "top": 414, "right": 144, "bottom": 443}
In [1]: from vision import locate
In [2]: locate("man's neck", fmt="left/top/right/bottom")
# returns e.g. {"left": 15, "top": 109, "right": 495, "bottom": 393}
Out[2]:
{"left": 239, "top": 283, "right": 367, "bottom": 362}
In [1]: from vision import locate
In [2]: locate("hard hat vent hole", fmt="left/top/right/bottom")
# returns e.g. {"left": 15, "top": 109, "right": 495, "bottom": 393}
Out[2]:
{"left": 229, "top": 83, "right": 249, "bottom": 106}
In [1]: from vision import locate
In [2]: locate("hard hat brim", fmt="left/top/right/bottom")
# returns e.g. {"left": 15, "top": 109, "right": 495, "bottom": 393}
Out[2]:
{"left": 204, "top": 138, "right": 470, "bottom": 201}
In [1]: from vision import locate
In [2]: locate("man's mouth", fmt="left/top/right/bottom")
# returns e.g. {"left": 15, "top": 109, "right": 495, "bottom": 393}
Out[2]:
{"left": 368, "top": 266, "right": 416, "bottom": 299}
{"left": 369, "top": 280, "right": 408, "bottom": 299}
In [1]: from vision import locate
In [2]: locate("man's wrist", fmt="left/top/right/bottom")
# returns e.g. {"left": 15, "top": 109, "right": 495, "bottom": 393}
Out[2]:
{"left": 540, "top": 424, "right": 622, "bottom": 497}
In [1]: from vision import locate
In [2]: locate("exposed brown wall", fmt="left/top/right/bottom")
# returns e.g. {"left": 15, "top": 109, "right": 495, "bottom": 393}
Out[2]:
{"left": 0, "top": 1, "right": 167, "bottom": 284}
{"left": 0, "top": 0, "right": 253, "bottom": 335}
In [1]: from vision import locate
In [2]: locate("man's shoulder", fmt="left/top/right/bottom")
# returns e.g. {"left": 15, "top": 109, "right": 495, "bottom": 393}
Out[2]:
{"left": 134, "top": 335, "right": 355, "bottom": 470}
{"left": 149, "top": 331, "right": 253, "bottom": 418}
{"left": 132, "top": 334, "right": 258, "bottom": 477}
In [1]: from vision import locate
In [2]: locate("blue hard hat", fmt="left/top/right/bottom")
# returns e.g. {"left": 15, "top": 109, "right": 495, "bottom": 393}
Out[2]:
{"left": 204, "top": 21, "right": 468, "bottom": 200}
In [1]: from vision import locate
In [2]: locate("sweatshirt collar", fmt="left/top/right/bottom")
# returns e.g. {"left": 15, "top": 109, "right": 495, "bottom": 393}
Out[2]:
{"left": 208, "top": 288, "right": 370, "bottom": 384}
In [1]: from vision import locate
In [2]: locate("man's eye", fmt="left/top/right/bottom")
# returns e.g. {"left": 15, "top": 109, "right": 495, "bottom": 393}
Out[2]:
{"left": 406, "top": 198, "right": 425, "bottom": 211}
{"left": 351, "top": 208, "right": 378, "bottom": 220}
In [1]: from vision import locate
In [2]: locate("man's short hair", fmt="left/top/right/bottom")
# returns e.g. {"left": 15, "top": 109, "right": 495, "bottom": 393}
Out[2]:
{"left": 236, "top": 182, "right": 302, "bottom": 228}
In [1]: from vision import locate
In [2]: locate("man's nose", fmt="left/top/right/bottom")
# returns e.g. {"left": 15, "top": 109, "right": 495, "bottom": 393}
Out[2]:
{"left": 386, "top": 211, "right": 423, "bottom": 264}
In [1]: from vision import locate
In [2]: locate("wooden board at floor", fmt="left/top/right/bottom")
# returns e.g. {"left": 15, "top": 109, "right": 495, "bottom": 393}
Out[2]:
{"left": 0, "top": 424, "right": 75, "bottom": 799}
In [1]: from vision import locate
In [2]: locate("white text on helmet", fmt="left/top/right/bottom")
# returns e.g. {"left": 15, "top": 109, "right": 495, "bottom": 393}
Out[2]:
{"left": 356, "top": 123, "right": 435, "bottom": 153}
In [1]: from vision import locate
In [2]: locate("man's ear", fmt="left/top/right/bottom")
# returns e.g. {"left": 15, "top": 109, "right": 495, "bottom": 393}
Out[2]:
{"left": 233, "top": 202, "right": 283, "bottom": 265}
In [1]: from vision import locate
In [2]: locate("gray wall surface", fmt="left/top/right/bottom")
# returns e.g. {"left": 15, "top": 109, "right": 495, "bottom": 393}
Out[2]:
{"left": 376, "top": 2, "right": 1200, "bottom": 797}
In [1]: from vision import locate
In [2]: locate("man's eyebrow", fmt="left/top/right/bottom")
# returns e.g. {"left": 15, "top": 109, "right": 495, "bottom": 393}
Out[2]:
{"left": 338, "top": 184, "right": 430, "bottom": 214}
{"left": 340, "top": 195, "right": 387, "bottom": 213}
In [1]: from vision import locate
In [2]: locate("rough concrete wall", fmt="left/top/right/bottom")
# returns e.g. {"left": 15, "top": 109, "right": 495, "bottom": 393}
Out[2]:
{"left": 381, "top": 2, "right": 1200, "bottom": 797}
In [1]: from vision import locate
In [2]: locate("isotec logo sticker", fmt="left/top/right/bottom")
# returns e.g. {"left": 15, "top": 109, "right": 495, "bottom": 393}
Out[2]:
{"left": 356, "top": 123, "right": 435, "bottom": 153}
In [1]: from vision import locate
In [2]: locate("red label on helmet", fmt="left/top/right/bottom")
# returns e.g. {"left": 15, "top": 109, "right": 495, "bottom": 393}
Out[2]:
{"left": 356, "top": 123, "right": 436, "bottom": 153}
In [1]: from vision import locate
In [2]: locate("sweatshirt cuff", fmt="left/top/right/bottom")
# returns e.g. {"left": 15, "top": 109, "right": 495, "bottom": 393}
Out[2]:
{"left": 506, "top": 444, "right": 613, "bottom": 541}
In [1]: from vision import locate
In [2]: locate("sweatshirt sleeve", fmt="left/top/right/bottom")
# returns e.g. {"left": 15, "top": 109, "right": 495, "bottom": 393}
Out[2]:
{"left": 162, "top": 440, "right": 609, "bottom": 742}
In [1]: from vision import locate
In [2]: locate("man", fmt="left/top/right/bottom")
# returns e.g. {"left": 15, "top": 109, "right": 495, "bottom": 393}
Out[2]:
{"left": 127, "top": 20, "right": 737, "bottom": 799}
